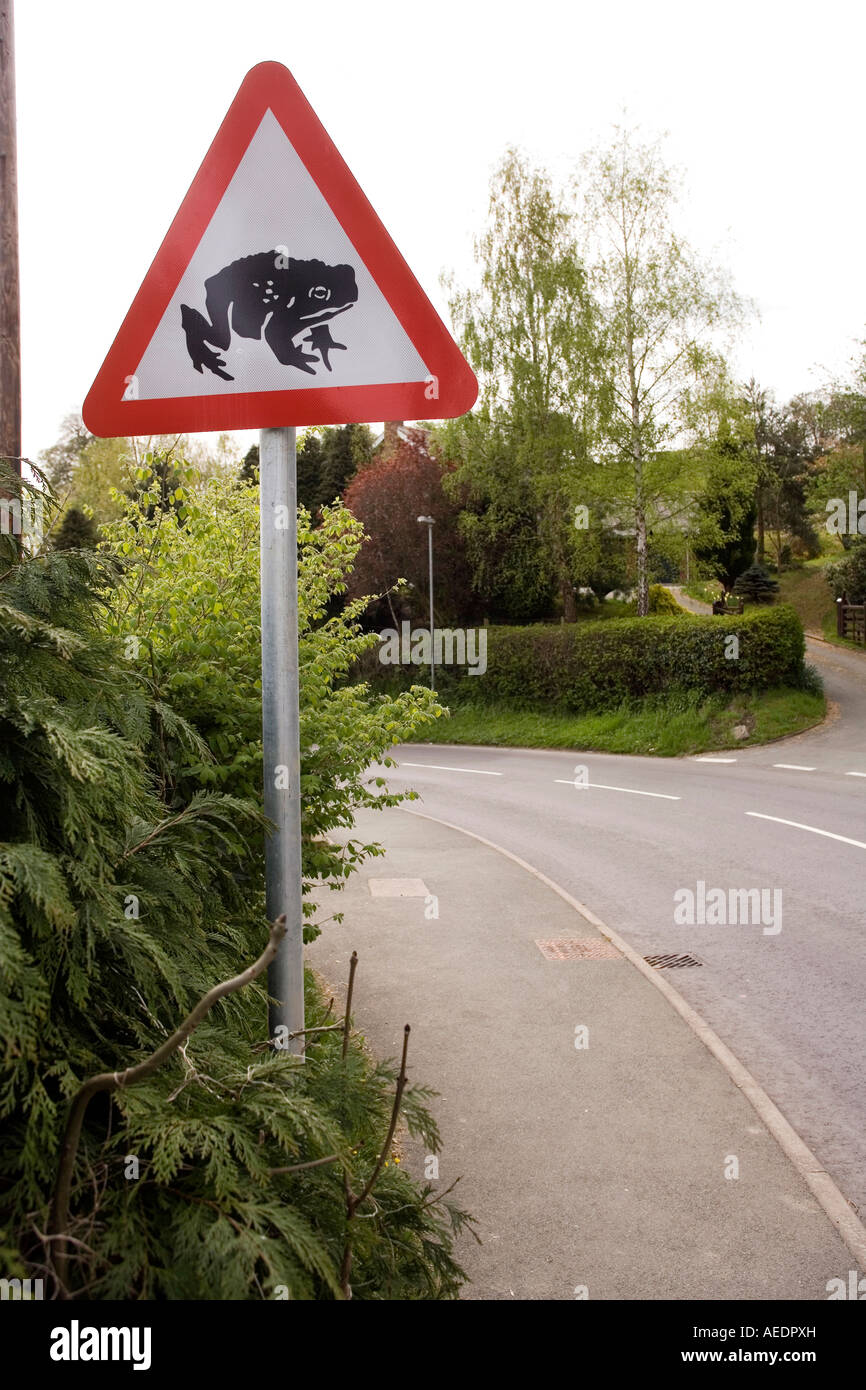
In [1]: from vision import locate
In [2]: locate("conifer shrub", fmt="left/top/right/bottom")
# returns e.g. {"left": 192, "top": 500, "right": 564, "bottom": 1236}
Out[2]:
{"left": 0, "top": 474, "right": 469, "bottom": 1299}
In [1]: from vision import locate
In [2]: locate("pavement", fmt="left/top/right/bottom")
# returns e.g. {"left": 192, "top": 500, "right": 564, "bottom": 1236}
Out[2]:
{"left": 307, "top": 804, "right": 864, "bottom": 1301}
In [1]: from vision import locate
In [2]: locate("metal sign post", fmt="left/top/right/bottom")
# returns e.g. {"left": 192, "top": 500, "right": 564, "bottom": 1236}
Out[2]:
{"left": 260, "top": 426, "right": 304, "bottom": 1054}
{"left": 82, "top": 61, "right": 477, "bottom": 1059}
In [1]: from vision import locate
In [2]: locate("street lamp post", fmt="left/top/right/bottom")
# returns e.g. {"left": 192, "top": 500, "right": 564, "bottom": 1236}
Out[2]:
{"left": 417, "top": 515, "right": 435, "bottom": 691}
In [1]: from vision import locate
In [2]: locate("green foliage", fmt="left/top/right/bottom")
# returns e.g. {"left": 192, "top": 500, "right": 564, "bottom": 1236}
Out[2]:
{"left": 692, "top": 442, "right": 758, "bottom": 591}
{"left": 0, "top": 531, "right": 469, "bottom": 1300}
{"left": 646, "top": 584, "right": 685, "bottom": 615}
{"left": 297, "top": 424, "right": 373, "bottom": 515}
{"left": 444, "top": 148, "right": 606, "bottom": 621}
{"left": 100, "top": 469, "right": 442, "bottom": 940}
{"left": 827, "top": 537, "right": 866, "bottom": 602}
{"left": 576, "top": 129, "right": 746, "bottom": 614}
{"left": 734, "top": 564, "right": 780, "bottom": 604}
{"left": 437, "top": 607, "right": 805, "bottom": 712}
{"left": 52, "top": 506, "right": 99, "bottom": 551}
{"left": 238, "top": 444, "right": 259, "bottom": 486}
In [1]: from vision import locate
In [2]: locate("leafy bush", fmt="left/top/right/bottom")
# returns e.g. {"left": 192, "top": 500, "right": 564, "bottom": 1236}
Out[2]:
{"left": 646, "top": 584, "right": 685, "bottom": 615}
{"left": 101, "top": 469, "right": 442, "bottom": 940}
{"left": 438, "top": 606, "right": 805, "bottom": 712}
{"left": 733, "top": 564, "right": 780, "bottom": 604}
{"left": 0, "top": 509, "right": 469, "bottom": 1299}
{"left": 827, "top": 537, "right": 866, "bottom": 603}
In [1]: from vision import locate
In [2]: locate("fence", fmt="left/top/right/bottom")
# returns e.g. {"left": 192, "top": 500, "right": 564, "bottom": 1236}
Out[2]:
{"left": 836, "top": 595, "right": 866, "bottom": 644}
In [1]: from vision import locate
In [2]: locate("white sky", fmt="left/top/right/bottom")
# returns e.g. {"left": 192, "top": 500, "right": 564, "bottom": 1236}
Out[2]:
{"left": 16, "top": 0, "right": 866, "bottom": 459}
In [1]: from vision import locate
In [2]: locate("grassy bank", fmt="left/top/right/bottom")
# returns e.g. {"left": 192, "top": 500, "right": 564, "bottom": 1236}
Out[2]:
{"left": 415, "top": 686, "right": 825, "bottom": 757}
{"left": 681, "top": 579, "right": 720, "bottom": 607}
{"left": 776, "top": 562, "right": 835, "bottom": 635}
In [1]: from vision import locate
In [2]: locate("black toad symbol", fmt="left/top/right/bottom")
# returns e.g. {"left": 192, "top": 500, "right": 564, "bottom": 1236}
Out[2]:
{"left": 180, "top": 251, "right": 359, "bottom": 381}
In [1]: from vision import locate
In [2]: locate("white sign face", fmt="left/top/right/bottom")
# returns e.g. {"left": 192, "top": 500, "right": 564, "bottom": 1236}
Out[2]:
{"left": 132, "top": 111, "right": 429, "bottom": 401}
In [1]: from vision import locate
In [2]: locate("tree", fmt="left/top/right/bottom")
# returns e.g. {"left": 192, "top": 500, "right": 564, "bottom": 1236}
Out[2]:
{"left": 692, "top": 443, "right": 757, "bottom": 594}
{"left": 577, "top": 128, "right": 745, "bottom": 614}
{"left": 52, "top": 505, "right": 98, "bottom": 551}
{"left": 444, "top": 149, "right": 606, "bottom": 622}
{"left": 296, "top": 424, "right": 374, "bottom": 515}
{"left": 343, "top": 429, "right": 472, "bottom": 625}
{"left": 37, "top": 412, "right": 91, "bottom": 494}
{"left": 744, "top": 381, "right": 822, "bottom": 566}
{"left": 734, "top": 563, "right": 779, "bottom": 603}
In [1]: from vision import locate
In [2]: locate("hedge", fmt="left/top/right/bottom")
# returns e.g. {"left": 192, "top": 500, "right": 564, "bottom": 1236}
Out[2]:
{"left": 452, "top": 605, "right": 805, "bottom": 712}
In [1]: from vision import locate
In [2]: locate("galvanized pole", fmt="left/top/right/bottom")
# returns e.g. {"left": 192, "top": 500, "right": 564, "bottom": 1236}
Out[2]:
{"left": 259, "top": 426, "right": 304, "bottom": 1055}
{"left": 427, "top": 522, "right": 435, "bottom": 692}
{"left": 0, "top": 0, "right": 22, "bottom": 475}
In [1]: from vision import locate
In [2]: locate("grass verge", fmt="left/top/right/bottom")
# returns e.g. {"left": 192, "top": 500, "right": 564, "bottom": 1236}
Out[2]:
{"left": 416, "top": 686, "right": 825, "bottom": 757}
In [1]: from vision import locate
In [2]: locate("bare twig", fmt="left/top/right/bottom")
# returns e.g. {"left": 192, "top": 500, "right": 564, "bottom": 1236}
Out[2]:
{"left": 342, "top": 951, "right": 358, "bottom": 1060}
{"left": 340, "top": 1014, "right": 411, "bottom": 1301}
{"left": 46, "top": 915, "right": 287, "bottom": 1296}
{"left": 353, "top": 1025, "right": 410, "bottom": 1212}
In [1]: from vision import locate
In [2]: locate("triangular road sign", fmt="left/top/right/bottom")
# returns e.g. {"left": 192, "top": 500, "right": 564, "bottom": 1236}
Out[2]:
{"left": 83, "top": 62, "right": 477, "bottom": 436}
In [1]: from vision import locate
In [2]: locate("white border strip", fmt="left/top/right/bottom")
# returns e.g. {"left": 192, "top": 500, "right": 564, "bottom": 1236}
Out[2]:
{"left": 399, "top": 762, "right": 503, "bottom": 776}
{"left": 747, "top": 811, "right": 866, "bottom": 851}
{"left": 553, "top": 779, "right": 680, "bottom": 801}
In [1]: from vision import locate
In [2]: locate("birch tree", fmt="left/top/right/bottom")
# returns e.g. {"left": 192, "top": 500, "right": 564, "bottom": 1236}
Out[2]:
{"left": 577, "top": 129, "right": 745, "bottom": 614}
{"left": 445, "top": 149, "right": 606, "bottom": 621}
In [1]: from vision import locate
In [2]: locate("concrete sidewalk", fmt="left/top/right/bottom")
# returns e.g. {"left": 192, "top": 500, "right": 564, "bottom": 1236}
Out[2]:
{"left": 307, "top": 805, "right": 860, "bottom": 1300}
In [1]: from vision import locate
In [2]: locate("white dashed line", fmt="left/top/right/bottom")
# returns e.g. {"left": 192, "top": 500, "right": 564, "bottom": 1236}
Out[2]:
{"left": 693, "top": 756, "right": 737, "bottom": 763}
{"left": 772, "top": 763, "right": 816, "bottom": 772}
{"left": 845, "top": 771, "right": 866, "bottom": 778}
{"left": 746, "top": 812, "right": 866, "bottom": 850}
{"left": 399, "top": 762, "right": 503, "bottom": 776}
{"left": 554, "top": 780, "right": 680, "bottom": 800}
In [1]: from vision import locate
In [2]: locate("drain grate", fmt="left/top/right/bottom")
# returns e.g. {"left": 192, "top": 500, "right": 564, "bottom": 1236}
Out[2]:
{"left": 535, "top": 939, "right": 622, "bottom": 961}
{"left": 644, "top": 952, "right": 703, "bottom": 969}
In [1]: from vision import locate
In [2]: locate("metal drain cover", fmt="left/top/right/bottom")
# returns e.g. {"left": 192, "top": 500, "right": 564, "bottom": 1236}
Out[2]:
{"left": 535, "top": 939, "right": 622, "bottom": 961}
{"left": 645, "top": 952, "right": 703, "bottom": 969}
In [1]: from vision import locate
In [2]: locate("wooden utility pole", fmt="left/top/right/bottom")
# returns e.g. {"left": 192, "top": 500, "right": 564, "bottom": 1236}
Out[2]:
{"left": 0, "top": 0, "right": 21, "bottom": 474}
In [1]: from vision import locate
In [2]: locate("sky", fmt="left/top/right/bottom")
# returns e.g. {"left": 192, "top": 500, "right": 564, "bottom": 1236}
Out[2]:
{"left": 14, "top": 0, "right": 866, "bottom": 460}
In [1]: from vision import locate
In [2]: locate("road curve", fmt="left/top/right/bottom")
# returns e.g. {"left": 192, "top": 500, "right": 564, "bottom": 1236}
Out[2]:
{"left": 376, "top": 638, "right": 866, "bottom": 1216}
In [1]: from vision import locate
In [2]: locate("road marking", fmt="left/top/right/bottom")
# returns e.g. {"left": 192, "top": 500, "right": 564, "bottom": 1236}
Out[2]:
{"left": 746, "top": 812, "right": 866, "bottom": 850}
{"left": 846, "top": 771, "right": 866, "bottom": 778}
{"left": 693, "top": 756, "right": 737, "bottom": 763}
{"left": 399, "top": 762, "right": 503, "bottom": 776}
{"left": 772, "top": 763, "right": 816, "bottom": 771}
{"left": 554, "top": 780, "right": 680, "bottom": 800}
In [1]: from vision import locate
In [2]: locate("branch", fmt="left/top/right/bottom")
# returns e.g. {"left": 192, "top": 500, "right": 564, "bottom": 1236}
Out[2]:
{"left": 267, "top": 1154, "right": 342, "bottom": 1177}
{"left": 46, "top": 915, "right": 287, "bottom": 1296}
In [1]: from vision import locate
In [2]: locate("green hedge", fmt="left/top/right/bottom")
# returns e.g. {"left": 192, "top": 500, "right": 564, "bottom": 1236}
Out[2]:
{"left": 460, "top": 606, "right": 805, "bottom": 712}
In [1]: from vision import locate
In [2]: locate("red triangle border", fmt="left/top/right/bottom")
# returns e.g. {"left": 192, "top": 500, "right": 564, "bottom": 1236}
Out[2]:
{"left": 82, "top": 62, "right": 477, "bottom": 435}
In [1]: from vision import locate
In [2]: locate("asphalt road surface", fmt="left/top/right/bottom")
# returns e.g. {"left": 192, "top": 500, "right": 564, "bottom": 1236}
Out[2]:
{"left": 376, "top": 634, "right": 866, "bottom": 1217}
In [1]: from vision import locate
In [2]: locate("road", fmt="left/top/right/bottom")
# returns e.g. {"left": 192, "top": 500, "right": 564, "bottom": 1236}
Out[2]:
{"left": 374, "top": 627, "right": 866, "bottom": 1217}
